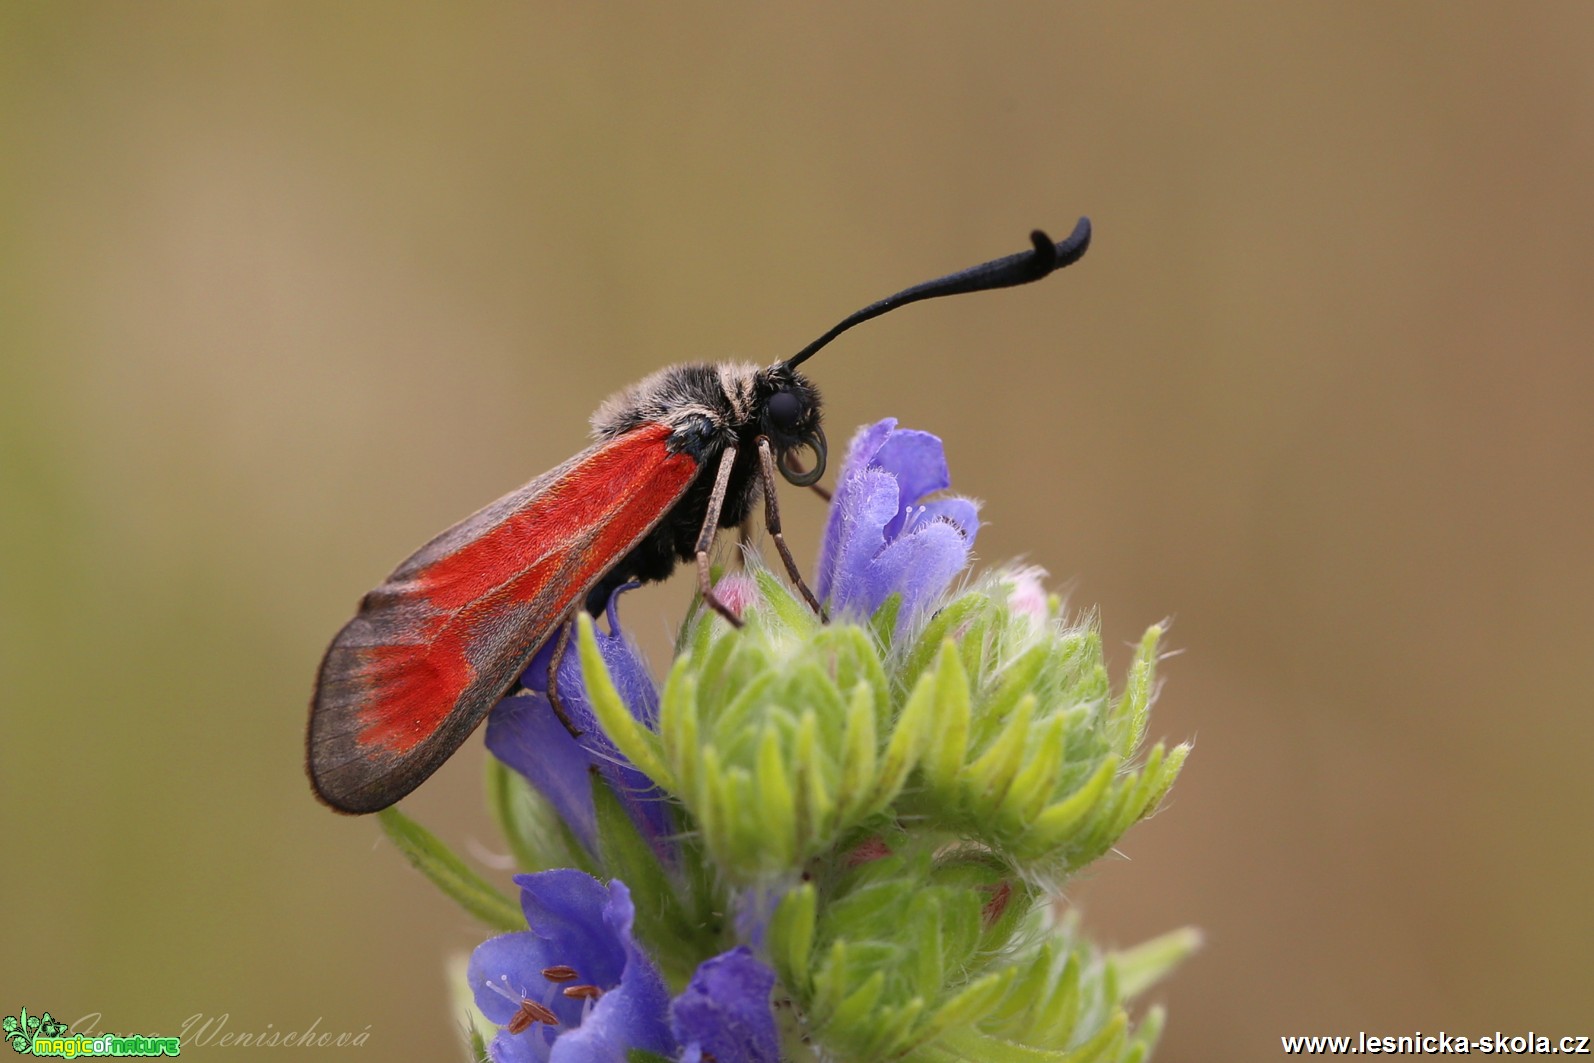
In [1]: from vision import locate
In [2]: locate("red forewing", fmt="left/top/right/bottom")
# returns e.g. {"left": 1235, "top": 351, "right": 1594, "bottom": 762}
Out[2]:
{"left": 308, "top": 422, "right": 697, "bottom": 813}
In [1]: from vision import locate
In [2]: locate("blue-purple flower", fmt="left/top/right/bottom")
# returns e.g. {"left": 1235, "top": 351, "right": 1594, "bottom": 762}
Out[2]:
{"left": 469, "top": 870, "right": 674, "bottom": 1063}
{"left": 670, "top": 948, "right": 779, "bottom": 1063}
{"left": 486, "top": 588, "right": 672, "bottom": 859}
{"left": 470, "top": 871, "right": 779, "bottom": 1063}
{"left": 815, "top": 419, "right": 980, "bottom": 625}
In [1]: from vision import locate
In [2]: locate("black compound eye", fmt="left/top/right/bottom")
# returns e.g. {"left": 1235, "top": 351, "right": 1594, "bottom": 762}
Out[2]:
{"left": 768, "top": 390, "right": 802, "bottom": 431}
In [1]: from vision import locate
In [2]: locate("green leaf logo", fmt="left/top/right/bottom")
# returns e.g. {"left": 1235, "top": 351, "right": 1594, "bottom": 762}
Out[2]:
{"left": 5, "top": 1006, "right": 29, "bottom": 1054}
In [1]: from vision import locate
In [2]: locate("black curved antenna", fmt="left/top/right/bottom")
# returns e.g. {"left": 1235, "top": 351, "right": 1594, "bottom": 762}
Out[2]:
{"left": 782, "top": 217, "right": 1092, "bottom": 370}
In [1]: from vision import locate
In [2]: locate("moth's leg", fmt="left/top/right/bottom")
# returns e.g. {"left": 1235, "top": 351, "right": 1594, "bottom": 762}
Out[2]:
{"left": 757, "top": 436, "right": 823, "bottom": 615}
{"left": 544, "top": 615, "right": 584, "bottom": 738}
{"left": 695, "top": 443, "right": 744, "bottom": 628}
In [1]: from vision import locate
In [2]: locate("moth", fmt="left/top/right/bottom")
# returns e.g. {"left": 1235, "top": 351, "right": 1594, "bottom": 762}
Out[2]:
{"left": 308, "top": 220, "right": 1092, "bottom": 813}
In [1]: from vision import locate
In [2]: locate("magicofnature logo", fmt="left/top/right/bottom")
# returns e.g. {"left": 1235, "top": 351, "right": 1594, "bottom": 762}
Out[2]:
{"left": 3, "top": 1009, "right": 180, "bottom": 1058}
{"left": 4, "top": 1008, "right": 68, "bottom": 1054}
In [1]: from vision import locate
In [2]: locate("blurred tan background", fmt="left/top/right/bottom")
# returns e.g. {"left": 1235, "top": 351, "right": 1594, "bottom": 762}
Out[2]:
{"left": 4, "top": 3, "right": 1591, "bottom": 1059}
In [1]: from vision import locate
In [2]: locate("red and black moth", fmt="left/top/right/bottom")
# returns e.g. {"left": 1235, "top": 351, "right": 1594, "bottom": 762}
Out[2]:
{"left": 308, "top": 220, "right": 1093, "bottom": 814}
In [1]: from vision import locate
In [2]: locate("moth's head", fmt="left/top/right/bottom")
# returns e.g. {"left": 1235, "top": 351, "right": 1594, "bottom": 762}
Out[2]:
{"left": 755, "top": 363, "right": 826, "bottom": 486}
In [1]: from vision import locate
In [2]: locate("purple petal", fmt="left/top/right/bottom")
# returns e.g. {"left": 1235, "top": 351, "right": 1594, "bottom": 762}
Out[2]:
{"left": 548, "top": 967, "right": 673, "bottom": 1063}
{"left": 515, "top": 870, "right": 627, "bottom": 988}
{"left": 471, "top": 874, "right": 676, "bottom": 1063}
{"left": 815, "top": 420, "right": 982, "bottom": 625}
{"left": 519, "top": 595, "right": 662, "bottom": 732}
{"left": 817, "top": 419, "right": 896, "bottom": 595}
{"left": 548, "top": 881, "right": 675, "bottom": 1063}
{"left": 840, "top": 417, "right": 897, "bottom": 475}
{"left": 913, "top": 496, "right": 981, "bottom": 547}
{"left": 470, "top": 931, "right": 582, "bottom": 1029}
{"left": 819, "top": 467, "right": 900, "bottom": 611}
{"left": 873, "top": 429, "right": 951, "bottom": 540}
{"left": 488, "top": 695, "right": 600, "bottom": 852}
{"left": 868, "top": 519, "right": 973, "bottom": 624}
{"left": 517, "top": 633, "right": 565, "bottom": 701}
{"left": 671, "top": 948, "right": 780, "bottom": 1063}
{"left": 490, "top": 1028, "right": 554, "bottom": 1063}
{"left": 488, "top": 592, "right": 673, "bottom": 858}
